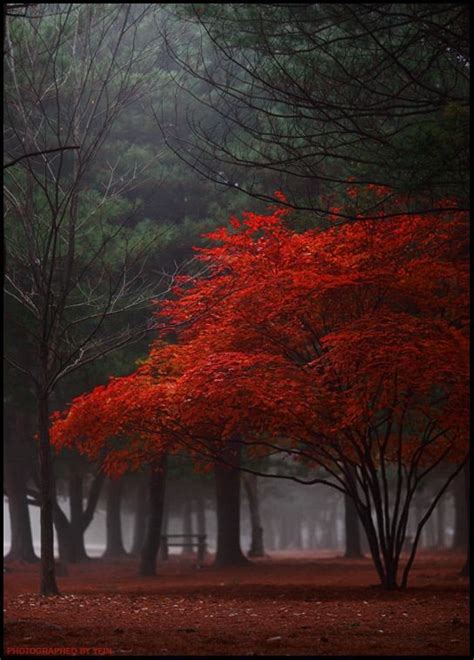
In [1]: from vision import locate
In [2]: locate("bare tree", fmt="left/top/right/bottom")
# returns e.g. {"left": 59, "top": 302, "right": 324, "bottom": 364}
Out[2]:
{"left": 3, "top": 3, "right": 171, "bottom": 595}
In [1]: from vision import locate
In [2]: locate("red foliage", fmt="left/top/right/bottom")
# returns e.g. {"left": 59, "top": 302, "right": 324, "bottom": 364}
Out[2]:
{"left": 50, "top": 366, "right": 175, "bottom": 476}
{"left": 50, "top": 190, "right": 469, "bottom": 475}
{"left": 157, "top": 194, "right": 469, "bottom": 467}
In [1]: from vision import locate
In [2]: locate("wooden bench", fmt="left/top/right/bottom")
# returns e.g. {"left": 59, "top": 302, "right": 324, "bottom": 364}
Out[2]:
{"left": 159, "top": 534, "right": 207, "bottom": 563}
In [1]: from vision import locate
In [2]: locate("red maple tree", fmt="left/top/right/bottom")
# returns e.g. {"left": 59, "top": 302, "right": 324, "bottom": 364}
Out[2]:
{"left": 51, "top": 190, "right": 469, "bottom": 588}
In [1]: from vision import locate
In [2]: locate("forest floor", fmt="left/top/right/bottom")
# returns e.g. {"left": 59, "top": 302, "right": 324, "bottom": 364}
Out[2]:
{"left": 3, "top": 550, "right": 469, "bottom": 656}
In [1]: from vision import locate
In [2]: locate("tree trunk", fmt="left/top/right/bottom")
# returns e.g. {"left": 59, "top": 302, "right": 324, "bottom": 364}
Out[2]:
{"left": 279, "top": 514, "right": 291, "bottom": 550}
{"left": 452, "top": 472, "right": 468, "bottom": 548}
{"left": 359, "top": 509, "right": 388, "bottom": 588}
{"left": 293, "top": 513, "right": 303, "bottom": 550}
{"left": 139, "top": 454, "right": 167, "bottom": 576}
{"left": 425, "top": 501, "right": 437, "bottom": 548}
{"left": 460, "top": 461, "right": 470, "bottom": 576}
{"left": 328, "top": 507, "right": 337, "bottom": 550}
{"left": 195, "top": 486, "right": 206, "bottom": 537}
{"left": 4, "top": 452, "right": 38, "bottom": 562}
{"left": 38, "top": 393, "right": 59, "bottom": 595}
{"left": 131, "top": 472, "right": 148, "bottom": 556}
{"left": 181, "top": 497, "right": 194, "bottom": 556}
{"left": 53, "top": 500, "right": 74, "bottom": 563}
{"left": 161, "top": 498, "right": 169, "bottom": 536}
{"left": 214, "top": 447, "right": 248, "bottom": 566}
{"left": 243, "top": 473, "right": 264, "bottom": 557}
{"left": 308, "top": 518, "right": 318, "bottom": 550}
{"left": 359, "top": 519, "right": 370, "bottom": 555}
{"left": 344, "top": 492, "right": 363, "bottom": 558}
{"left": 415, "top": 497, "right": 427, "bottom": 548}
{"left": 436, "top": 495, "right": 446, "bottom": 548}
{"left": 51, "top": 466, "right": 104, "bottom": 563}
{"left": 5, "top": 464, "right": 38, "bottom": 562}
{"left": 103, "top": 477, "right": 127, "bottom": 559}
{"left": 265, "top": 515, "right": 276, "bottom": 551}
{"left": 68, "top": 469, "right": 88, "bottom": 562}
{"left": 322, "top": 505, "right": 337, "bottom": 550}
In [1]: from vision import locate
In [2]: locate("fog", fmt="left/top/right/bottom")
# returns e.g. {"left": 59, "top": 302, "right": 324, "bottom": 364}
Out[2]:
{"left": 3, "top": 476, "right": 458, "bottom": 559}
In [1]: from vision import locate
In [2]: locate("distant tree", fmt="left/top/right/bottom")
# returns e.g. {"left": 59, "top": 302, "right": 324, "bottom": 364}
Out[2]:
{"left": 157, "top": 3, "right": 469, "bottom": 221}
{"left": 460, "top": 461, "right": 470, "bottom": 576}
{"left": 243, "top": 473, "right": 265, "bottom": 557}
{"left": 4, "top": 402, "right": 38, "bottom": 562}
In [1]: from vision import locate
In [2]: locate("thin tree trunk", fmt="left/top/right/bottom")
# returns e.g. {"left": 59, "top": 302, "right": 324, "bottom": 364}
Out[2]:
{"left": 425, "top": 500, "right": 437, "bottom": 548}
{"left": 344, "top": 492, "right": 364, "bottom": 558}
{"left": 436, "top": 495, "right": 445, "bottom": 548}
{"left": 309, "top": 518, "right": 318, "bottom": 550}
{"left": 359, "top": 519, "right": 370, "bottom": 555}
{"left": 69, "top": 468, "right": 88, "bottom": 562}
{"left": 195, "top": 486, "right": 206, "bottom": 537}
{"left": 181, "top": 498, "right": 194, "bottom": 556}
{"left": 280, "top": 514, "right": 291, "bottom": 550}
{"left": 243, "top": 473, "right": 264, "bottom": 557}
{"left": 415, "top": 497, "right": 427, "bottom": 548}
{"left": 214, "top": 446, "right": 248, "bottom": 567}
{"left": 103, "top": 477, "right": 127, "bottom": 559}
{"left": 452, "top": 472, "right": 468, "bottom": 548}
{"left": 139, "top": 454, "right": 167, "bottom": 576}
{"left": 53, "top": 500, "right": 74, "bottom": 563}
{"left": 131, "top": 472, "right": 148, "bottom": 556}
{"left": 293, "top": 513, "right": 303, "bottom": 550}
{"left": 161, "top": 498, "right": 169, "bottom": 536}
{"left": 38, "top": 392, "right": 59, "bottom": 595}
{"left": 461, "top": 461, "right": 470, "bottom": 576}
{"left": 265, "top": 515, "right": 276, "bottom": 551}
{"left": 328, "top": 506, "right": 337, "bottom": 550}
{"left": 359, "top": 509, "right": 388, "bottom": 588}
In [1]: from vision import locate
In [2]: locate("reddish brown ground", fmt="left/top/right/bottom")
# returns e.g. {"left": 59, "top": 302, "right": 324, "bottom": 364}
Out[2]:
{"left": 3, "top": 550, "right": 469, "bottom": 656}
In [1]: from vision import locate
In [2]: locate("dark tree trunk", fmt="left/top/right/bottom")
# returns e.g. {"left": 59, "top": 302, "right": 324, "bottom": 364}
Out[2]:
{"left": 4, "top": 415, "right": 38, "bottom": 563}
{"left": 52, "top": 467, "right": 104, "bottom": 563}
{"left": 38, "top": 392, "right": 59, "bottom": 595}
{"left": 214, "top": 447, "right": 248, "bottom": 567}
{"left": 4, "top": 458, "right": 38, "bottom": 562}
{"left": 68, "top": 469, "right": 88, "bottom": 562}
{"left": 359, "top": 509, "right": 390, "bottom": 588}
{"left": 359, "top": 519, "right": 370, "bottom": 555}
{"left": 131, "top": 472, "right": 148, "bottom": 556}
{"left": 139, "top": 454, "right": 167, "bottom": 576}
{"left": 460, "top": 461, "right": 470, "bottom": 576}
{"left": 344, "top": 492, "right": 363, "bottom": 558}
{"left": 425, "top": 501, "right": 437, "bottom": 548}
{"left": 243, "top": 473, "right": 265, "bottom": 557}
{"left": 103, "top": 477, "right": 127, "bottom": 559}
